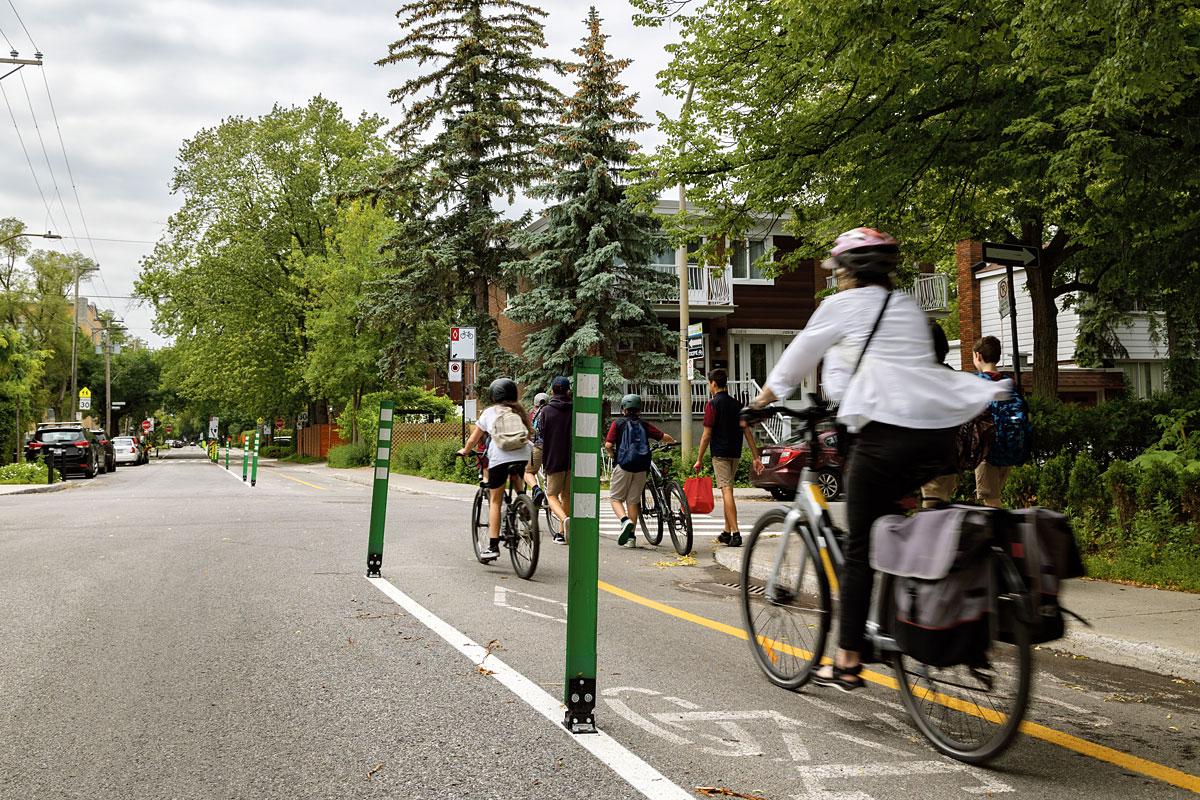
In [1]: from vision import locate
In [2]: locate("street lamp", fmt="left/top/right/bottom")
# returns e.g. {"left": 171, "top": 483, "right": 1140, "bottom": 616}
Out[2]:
{"left": 0, "top": 230, "right": 62, "bottom": 247}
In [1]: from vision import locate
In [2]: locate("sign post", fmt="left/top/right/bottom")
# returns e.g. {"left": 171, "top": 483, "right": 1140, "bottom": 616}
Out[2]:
{"left": 250, "top": 432, "right": 261, "bottom": 486}
{"left": 450, "top": 327, "right": 477, "bottom": 448}
{"left": 563, "top": 356, "right": 602, "bottom": 734}
{"left": 981, "top": 241, "right": 1040, "bottom": 389}
{"left": 365, "top": 401, "right": 395, "bottom": 577}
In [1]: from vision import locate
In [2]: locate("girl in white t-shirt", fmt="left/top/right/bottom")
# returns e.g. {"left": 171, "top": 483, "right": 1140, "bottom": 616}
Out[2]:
{"left": 459, "top": 378, "right": 533, "bottom": 562}
{"left": 752, "top": 228, "right": 1006, "bottom": 692}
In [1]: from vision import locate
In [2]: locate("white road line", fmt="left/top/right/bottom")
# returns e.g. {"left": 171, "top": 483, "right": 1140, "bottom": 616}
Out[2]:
{"left": 218, "top": 463, "right": 253, "bottom": 490}
{"left": 366, "top": 576, "right": 693, "bottom": 800}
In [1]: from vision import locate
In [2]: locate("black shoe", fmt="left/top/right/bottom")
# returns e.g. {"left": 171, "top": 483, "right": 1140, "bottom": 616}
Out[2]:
{"left": 813, "top": 663, "right": 864, "bottom": 693}
{"left": 718, "top": 531, "right": 732, "bottom": 545}
{"left": 728, "top": 532, "right": 742, "bottom": 548}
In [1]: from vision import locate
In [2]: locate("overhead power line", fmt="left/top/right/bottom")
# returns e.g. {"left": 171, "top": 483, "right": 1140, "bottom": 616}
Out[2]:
{"left": 6, "top": 0, "right": 38, "bottom": 51}
{"left": 0, "top": 78, "right": 59, "bottom": 231}
{"left": 0, "top": 23, "right": 14, "bottom": 50}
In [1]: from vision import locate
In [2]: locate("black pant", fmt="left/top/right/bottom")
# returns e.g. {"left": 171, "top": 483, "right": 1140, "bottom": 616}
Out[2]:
{"left": 839, "top": 422, "right": 956, "bottom": 653}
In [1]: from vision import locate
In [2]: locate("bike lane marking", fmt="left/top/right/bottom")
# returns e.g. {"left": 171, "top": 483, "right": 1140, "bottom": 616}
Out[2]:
{"left": 366, "top": 576, "right": 692, "bottom": 800}
{"left": 596, "top": 579, "right": 1200, "bottom": 794}
{"left": 493, "top": 585, "right": 567, "bottom": 624}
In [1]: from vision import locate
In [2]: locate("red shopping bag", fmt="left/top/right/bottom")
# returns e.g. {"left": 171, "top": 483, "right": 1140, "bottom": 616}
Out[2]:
{"left": 683, "top": 476, "right": 715, "bottom": 514}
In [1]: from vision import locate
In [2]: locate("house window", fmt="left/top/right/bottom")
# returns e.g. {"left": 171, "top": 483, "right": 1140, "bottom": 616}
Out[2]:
{"left": 1118, "top": 361, "right": 1165, "bottom": 398}
{"left": 730, "top": 238, "right": 771, "bottom": 282}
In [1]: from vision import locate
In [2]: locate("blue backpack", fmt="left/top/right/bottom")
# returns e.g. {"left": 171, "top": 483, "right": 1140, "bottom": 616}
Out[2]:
{"left": 981, "top": 373, "right": 1032, "bottom": 467}
{"left": 616, "top": 418, "right": 652, "bottom": 472}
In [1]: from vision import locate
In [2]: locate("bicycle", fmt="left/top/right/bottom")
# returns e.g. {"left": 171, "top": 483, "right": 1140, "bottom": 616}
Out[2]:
{"left": 462, "top": 453, "right": 540, "bottom": 580}
{"left": 635, "top": 442, "right": 693, "bottom": 556}
{"left": 738, "top": 402, "right": 1033, "bottom": 764}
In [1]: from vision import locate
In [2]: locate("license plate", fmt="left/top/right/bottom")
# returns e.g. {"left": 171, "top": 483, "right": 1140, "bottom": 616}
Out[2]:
{"left": 760, "top": 455, "right": 771, "bottom": 464}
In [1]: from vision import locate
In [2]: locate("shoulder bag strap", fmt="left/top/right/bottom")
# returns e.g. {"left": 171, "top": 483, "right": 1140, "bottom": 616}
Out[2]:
{"left": 852, "top": 290, "right": 892, "bottom": 376}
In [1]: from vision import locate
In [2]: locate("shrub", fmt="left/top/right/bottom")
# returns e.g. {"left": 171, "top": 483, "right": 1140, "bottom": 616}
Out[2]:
{"left": 1103, "top": 460, "right": 1139, "bottom": 533}
{"left": 0, "top": 460, "right": 56, "bottom": 484}
{"left": 390, "top": 440, "right": 476, "bottom": 484}
{"left": 338, "top": 388, "right": 458, "bottom": 443}
{"left": 259, "top": 445, "right": 293, "bottom": 459}
{"left": 327, "top": 442, "right": 373, "bottom": 469}
{"left": 1066, "top": 452, "right": 1105, "bottom": 519}
{"left": 1035, "top": 452, "right": 1072, "bottom": 512}
{"left": 1001, "top": 464, "right": 1036, "bottom": 508}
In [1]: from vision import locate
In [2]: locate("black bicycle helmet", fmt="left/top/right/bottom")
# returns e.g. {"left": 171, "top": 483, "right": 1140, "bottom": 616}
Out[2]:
{"left": 620, "top": 393, "right": 641, "bottom": 411}
{"left": 489, "top": 377, "right": 518, "bottom": 403}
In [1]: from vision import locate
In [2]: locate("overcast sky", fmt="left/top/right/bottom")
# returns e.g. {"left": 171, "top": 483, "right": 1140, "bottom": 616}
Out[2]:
{"left": 0, "top": 0, "right": 682, "bottom": 347}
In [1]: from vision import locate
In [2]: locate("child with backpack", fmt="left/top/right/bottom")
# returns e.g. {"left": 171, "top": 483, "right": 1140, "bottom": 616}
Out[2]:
{"left": 605, "top": 394, "right": 675, "bottom": 547}
{"left": 972, "top": 336, "right": 1032, "bottom": 508}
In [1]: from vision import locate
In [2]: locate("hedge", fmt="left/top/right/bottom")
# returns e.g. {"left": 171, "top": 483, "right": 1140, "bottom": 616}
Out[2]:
{"left": 0, "top": 461, "right": 57, "bottom": 485}
{"left": 327, "top": 442, "right": 373, "bottom": 469}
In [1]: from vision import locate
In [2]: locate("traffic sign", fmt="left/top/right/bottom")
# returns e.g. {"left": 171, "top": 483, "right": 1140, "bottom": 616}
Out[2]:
{"left": 111, "top": 401, "right": 125, "bottom": 409}
{"left": 141, "top": 419, "right": 153, "bottom": 433}
{"left": 982, "top": 241, "right": 1039, "bottom": 268}
{"left": 687, "top": 322, "right": 704, "bottom": 360}
{"left": 78, "top": 387, "right": 91, "bottom": 399}
{"left": 274, "top": 417, "right": 284, "bottom": 430}
{"left": 165, "top": 424, "right": 173, "bottom": 434}
{"left": 448, "top": 360, "right": 463, "bottom": 383}
{"left": 449, "top": 326, "right": 476, "bottom": 361}
{"left": 79, "top": 396, "right": 92, "bottom": 410}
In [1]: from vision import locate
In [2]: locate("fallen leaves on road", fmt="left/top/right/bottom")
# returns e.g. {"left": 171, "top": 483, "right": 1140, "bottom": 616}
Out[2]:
{"left": 653, "top": 554, "right": 697, "bottom": 568}
{"left": 695, "top": 787, "right": 765, "bottom": 800}
{"left": 476, "top": 665, "right": 495, "bottom": 676}
{"left": 366, "top": 763, "right": 384, "bottom": 780}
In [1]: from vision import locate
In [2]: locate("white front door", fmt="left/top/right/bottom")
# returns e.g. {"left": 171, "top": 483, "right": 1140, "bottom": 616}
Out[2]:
{"left": 731, "top": 333, "right": 815, "bottom": 401}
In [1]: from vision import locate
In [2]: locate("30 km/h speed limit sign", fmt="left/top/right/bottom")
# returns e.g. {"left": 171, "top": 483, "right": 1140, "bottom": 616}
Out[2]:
{"left": 449, "top": 326, "right": 476, "bottom": 361}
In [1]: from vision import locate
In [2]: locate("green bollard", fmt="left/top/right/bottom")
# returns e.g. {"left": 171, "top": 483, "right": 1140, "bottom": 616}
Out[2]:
{"left": 563, "top": 356, "right": 603, "bottom": 734}
{"left": 250, "top": 431, "right": 260, "bottom": 486}
{"left": 241, "top": 433, "right": 249, "bottom": 482}
{"left": 366, "top": 401, "right": 395, "bottom": 577}
{"left": 224, "top": 436, "right": 230, "bottom": 470}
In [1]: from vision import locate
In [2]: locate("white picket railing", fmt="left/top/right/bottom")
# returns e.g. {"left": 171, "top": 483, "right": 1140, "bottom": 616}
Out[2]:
{"left": 826, "top": 272, "right": 948, "bottom": 313}
{"left": 618, "top": 378, "right": 793, "bottom": 444}
{"left": 652, "top": 264, "right": 734, "bottom": 306}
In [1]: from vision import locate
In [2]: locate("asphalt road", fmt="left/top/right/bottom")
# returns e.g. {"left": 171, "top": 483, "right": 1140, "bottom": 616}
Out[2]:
{"left": 1, "top": 449, "right": 1197, "bottom": 799}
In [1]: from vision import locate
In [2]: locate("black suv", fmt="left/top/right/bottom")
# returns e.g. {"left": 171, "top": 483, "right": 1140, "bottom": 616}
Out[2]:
{"left": 90, "top": 429, "right": 116, "bottom": 472}
{"left": 26, "top": 424, "right": 102, "bottom": 479}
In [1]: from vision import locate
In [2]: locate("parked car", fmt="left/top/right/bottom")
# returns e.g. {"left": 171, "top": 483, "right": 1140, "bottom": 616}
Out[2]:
{"left": 128, "top": 434, "right": 151, "bottom": 464}
{"left": 25, "top": 424, "right": 102, "bottom": 479}
{"left": 90, "top": 429, "right": 116, "bottom": 472}
{"left": 751, "top": 425, "right": 844, "bottom": 501}
{"left": 272, "top": 435, "right": 293, "bottom": 448}
{"left": 171, "top": 439, "right": 184, "bottom": 449}
{"left": 112, "top": 436, "right": 142, "bottom": 465}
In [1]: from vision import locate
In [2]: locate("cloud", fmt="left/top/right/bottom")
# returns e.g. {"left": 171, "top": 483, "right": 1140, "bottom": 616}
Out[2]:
{"left": 0, "top": 0, "right": 682, "bottom": 347}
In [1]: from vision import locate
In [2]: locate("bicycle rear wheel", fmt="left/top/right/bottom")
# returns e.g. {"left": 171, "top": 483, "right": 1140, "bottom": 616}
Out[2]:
{"left": 740, "top": 509, "right": 831, "bottom": 689}
{"left": 471, "top": 489, "right": 491, "bottom": 564}
{"left": 892, "top": 551, "right": 1032, "bottom": 764}
{"left": 638, "top": 484, "right": 663, "bottom": 545}
{"left": 543, "top": 505, "right": 562, "bottom": 537}
{"left": 508, "top": 493, "right": 540, "bottom": 580}
{"left": 664, "top": 481, "right": 693, "bottom": 556}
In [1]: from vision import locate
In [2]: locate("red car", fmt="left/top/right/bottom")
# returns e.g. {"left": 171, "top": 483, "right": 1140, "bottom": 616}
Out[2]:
{"left": 752, "top": 426, "right": 844, "bottom": 501}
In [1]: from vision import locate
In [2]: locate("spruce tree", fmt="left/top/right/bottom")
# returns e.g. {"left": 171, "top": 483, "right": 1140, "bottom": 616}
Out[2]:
{"left": 505, "top": 7, "right": 674, "bottom": 393}
{"left": 368, "top": 0, "right": 562, "bottom": 385}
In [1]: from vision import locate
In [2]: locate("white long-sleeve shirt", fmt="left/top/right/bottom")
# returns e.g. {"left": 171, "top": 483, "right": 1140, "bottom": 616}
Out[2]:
{"left": 764, "top": 285, "right": 1007, "bottom": 432}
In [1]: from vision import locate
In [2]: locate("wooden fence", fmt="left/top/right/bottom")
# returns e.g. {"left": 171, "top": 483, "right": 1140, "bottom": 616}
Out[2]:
{"left": 297, "top": 423, "right": 346, "bottom": 459}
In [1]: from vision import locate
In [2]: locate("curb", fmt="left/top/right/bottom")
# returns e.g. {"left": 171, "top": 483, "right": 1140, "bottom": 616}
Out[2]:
{"left": 708, "top": 547, "right": 1200, "bottom": 682}
{"left": 0, "top": 482, "right": 71, "bottom": 496}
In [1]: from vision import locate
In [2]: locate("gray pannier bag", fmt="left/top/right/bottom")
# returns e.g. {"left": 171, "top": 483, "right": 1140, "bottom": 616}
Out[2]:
{"left": 870, "top": 506, "right": 998, "bottom": 668}
{"left": 998, "top": 507, "right": 1086, "bottom": 645}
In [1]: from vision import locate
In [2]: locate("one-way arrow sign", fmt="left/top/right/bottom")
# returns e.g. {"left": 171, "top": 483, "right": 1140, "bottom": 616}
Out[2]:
{"left": 982, "top": 241, "right": 1040, "bottom": 268}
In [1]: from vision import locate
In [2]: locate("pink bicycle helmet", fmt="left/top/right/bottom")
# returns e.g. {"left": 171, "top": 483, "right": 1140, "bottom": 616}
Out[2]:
{"left": 825, "top": 227, "right": 900, "bottom": 275}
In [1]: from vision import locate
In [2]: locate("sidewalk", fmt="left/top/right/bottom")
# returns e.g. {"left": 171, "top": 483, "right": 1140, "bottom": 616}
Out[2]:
{"left": 0, "top": 482, "right": 70, "bottom": 496}
{"left": 713, "top": 545, "right": 1200, "bottom": 682}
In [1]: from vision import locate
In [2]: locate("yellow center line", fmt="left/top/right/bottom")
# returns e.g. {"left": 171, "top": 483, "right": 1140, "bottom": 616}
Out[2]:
{"left": 276, "top": 473, "right": 327, "bottom": 491}
{"left": 596, "top": 579, "right": 1200, "bottom": 794}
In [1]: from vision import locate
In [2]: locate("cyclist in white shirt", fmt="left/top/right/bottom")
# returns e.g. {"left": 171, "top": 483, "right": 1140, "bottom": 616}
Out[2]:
{"left": 459, "top": 378, "right": 534, "bottom": 562}
{"left": 750, "top": 227, "right": 1007, "bottom": 691}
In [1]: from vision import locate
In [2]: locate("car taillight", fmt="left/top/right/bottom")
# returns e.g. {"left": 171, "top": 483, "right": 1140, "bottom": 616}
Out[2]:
{"left": 74, "top": 440, "right": 89, "bottom": 447}
{"left": 28, "top": 441, "right": 42, "bottom": 448}
{"left": 776, "top": 448, "right": 805, "bottom": 465}
{"left": 130, "top": 447, "right": 138, "bottom": 453}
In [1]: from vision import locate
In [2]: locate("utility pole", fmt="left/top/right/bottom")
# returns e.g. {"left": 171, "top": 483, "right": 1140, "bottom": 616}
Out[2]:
{"left": 1, "top": 50, "right": 43, "bottom": 82}
{"left": 676, "top": 83, "right": 696, "bottom": 461}
{"left": 69, "top": 258, "right": 98, "bottom": 421}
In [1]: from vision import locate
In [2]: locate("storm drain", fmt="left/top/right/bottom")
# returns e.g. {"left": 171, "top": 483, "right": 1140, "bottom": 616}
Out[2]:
{"left": 717, "top": 581, "right": 764, "bottom": 596}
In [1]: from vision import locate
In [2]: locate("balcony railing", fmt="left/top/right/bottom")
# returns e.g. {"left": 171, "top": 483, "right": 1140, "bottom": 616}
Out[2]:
{"left": 825, "top": 272, "right": 948, "bottom": 313}
{"left": 652, "top": 264, "right": 734, "bottom": 306}
{"left": 618, "top": 379, "right": 794, "bottom": 443}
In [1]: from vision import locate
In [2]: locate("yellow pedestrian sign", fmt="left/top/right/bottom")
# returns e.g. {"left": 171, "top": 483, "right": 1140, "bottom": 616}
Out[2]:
{"left": 78, "top": 387, "right": 91, "bottom": 398}
{"left": 79, "top": 387, "right": 92, "bottom": 411}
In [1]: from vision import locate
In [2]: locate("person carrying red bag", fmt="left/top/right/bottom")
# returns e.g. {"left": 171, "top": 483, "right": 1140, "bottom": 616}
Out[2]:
{"left": 693, "top": 368, "right": 763, "bottom": 547}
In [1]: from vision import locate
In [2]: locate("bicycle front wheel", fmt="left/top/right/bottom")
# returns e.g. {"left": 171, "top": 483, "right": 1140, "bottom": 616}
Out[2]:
{"left": 892, "top": 552, "right": 1033, "bottom": 764}
{"left": 664, "top": 481, "right": 693, "bottom": 556}
{"left": 740, "top": 509, "right": 831, "bottom": 689}
{"left": 471, "top": 489, "right": 491, "bottom": 564}
{"left": 508, "top": 493, "right": 540, "bottom": 580}
{"left": 638, "top": 484, "right": 663, "bottom": 545}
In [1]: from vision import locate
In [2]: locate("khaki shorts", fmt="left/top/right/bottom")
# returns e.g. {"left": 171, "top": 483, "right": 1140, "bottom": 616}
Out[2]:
{"left": 922, "top": 473, "right": 959, "bottom": 507}
{"left": 610, "top": 466, "right": 648, "bottom": 504}
{"left": 546, "top": 470, "right": 569, "bottom": 497}
{"left": 975, "top": 463, "right": 1011, "bottom": 508}
{"left": 529, "top": 446, "right": 543, "bottom": 474}
{"left": 712, "top": 456, "right": 739, "bottom": 489}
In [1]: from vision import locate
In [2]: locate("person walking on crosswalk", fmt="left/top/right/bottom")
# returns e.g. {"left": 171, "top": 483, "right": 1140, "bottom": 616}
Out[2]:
{"left": 693, "top": 368, "right": 763, "bottom": 547}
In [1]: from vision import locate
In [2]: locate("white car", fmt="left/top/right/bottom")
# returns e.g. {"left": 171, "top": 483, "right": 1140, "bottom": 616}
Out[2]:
{"left": 113, "top": 437, "right": 141, "bottom": 464}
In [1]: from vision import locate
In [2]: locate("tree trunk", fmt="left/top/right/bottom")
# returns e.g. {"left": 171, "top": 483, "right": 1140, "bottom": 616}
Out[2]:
{"left": 350, "top": 386, "right": 362, "bottom": 445}
{"left": 1019, "top": 220, "right": 1060, "bottom": 400}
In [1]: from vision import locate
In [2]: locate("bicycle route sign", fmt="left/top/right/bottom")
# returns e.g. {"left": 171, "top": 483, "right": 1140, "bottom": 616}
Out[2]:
{"left": 449, "top": 326, "right": 476, "bottom": 361}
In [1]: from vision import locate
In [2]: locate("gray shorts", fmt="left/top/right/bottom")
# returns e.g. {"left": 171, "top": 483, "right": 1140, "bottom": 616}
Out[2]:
{"left": 609, "top": 466, "right": 648, "bottom": 504}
